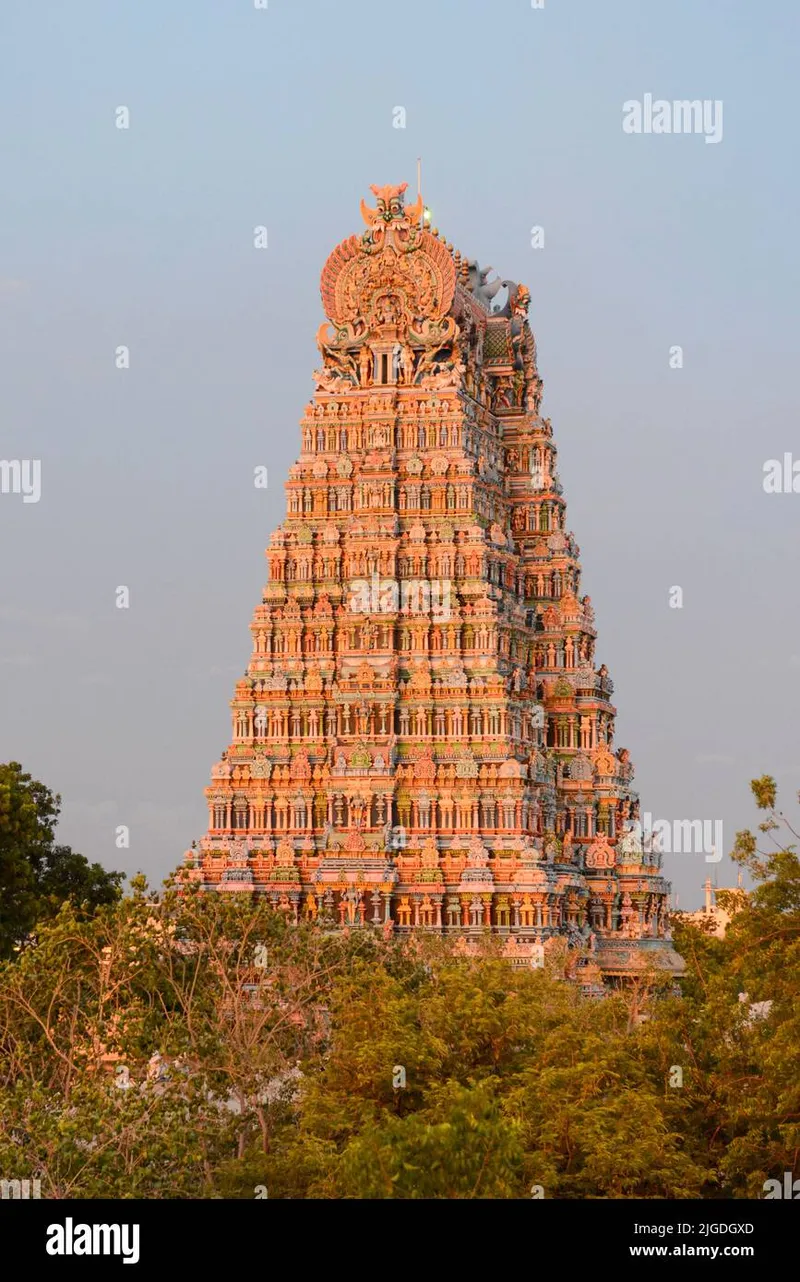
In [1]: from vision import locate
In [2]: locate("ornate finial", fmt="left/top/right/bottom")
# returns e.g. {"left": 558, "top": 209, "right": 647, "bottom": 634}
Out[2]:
{"left": 360, "top": 182, "right": 423, "bottom": 230}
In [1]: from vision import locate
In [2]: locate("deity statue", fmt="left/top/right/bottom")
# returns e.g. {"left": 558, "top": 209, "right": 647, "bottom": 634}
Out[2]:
{"left": 618, "top": 822, "right": 644, "bottom": 859}
{"left": 511, "top": 283, "right": 531, "bottom": 319}
{"left": 399, "top": 343, "right": 414, "bottom": 384}
{"left": 620, "top": 893, "right": 639, "bottom": 938}
{"left": 494, "top": 376, "right": 513, "bottom": 409}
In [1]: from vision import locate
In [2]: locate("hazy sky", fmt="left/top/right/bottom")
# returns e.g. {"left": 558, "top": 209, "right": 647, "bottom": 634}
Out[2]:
{"left": 1, "top": 0, "right": 797, "bottom": 909}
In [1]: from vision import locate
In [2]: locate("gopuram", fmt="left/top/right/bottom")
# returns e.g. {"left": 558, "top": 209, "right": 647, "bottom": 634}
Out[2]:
{"left": 182, "top": 183, "right": 684, "bottom": 983}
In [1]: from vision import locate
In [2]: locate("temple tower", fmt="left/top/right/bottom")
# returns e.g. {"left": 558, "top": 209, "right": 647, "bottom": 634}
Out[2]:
{"left": 182, "top": 183, "right": 683, "bottom": 981}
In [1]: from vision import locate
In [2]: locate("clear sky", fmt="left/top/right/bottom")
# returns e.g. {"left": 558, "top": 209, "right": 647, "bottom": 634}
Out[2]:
{"left": 1, "top": 0, "right": 797, "bottom": 908}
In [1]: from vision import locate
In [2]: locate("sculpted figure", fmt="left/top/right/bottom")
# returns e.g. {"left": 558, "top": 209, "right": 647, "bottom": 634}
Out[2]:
{"left": 315, "top": 326, "right": 358, "bottom": 384}
{"left": 399, "top": 343, "right": 414, "bottom": 385}
{"left": 494, "top": 376, "right": 513, "bottom": 409}
{"left": 618, "top": 822, "right": 643, "bottom": 858}
{"left": 511, "top": 283, "right": 531, "bottom": 318}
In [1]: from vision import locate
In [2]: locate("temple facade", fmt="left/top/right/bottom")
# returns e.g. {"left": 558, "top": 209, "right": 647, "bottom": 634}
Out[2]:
{"left": 182, "top": 183, "right": 683, "bottom": 983}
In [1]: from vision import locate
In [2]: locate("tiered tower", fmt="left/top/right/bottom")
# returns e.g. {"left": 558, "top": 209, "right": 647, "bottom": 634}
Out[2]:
{"left": 182, "top": 183, "right": 683, "bottom": 981}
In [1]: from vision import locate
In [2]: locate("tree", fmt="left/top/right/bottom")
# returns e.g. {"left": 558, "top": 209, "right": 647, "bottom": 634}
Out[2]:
{"left": 275, "top": 945, "right": 710, "bottom": 1198}
{"left": 0, "top": 762, "right": 123, "bottom": 959}
{"left": 708, "top": 777, "right": 800, "bottom": 1194}
{"left": 0, "top": 772, "right": 797, "bottom": 1198}
{"left": 646, "top": 775, "right": 800, "bottom": 1198}
{"left": 0, "top": 882, "right": 381, "bottom": 1197}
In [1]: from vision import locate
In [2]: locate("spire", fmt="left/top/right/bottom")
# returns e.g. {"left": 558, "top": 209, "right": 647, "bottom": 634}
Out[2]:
{"left": 184, "top": 184, "right": 682, "bottom": 982}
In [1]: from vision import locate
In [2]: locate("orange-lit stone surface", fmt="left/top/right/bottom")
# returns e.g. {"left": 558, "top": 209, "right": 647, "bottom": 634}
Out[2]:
{"left": 182, "top": 184, "right": 683, "bottom": 982}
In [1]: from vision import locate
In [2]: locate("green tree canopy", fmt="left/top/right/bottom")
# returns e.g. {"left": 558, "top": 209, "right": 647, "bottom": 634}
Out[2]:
{"left": 0, "top": 773, "right": 797, "bottom": 1199}
{"left": 0, "top": 762, "right": 123, "bottom": 959}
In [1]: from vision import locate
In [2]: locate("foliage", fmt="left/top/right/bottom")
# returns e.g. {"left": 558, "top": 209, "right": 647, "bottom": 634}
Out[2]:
{"left": 0, "top": 775, "right": 797, "bottom": 1199}
{"left": 0, "top": 763, "right": 123, "bottom": 959}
